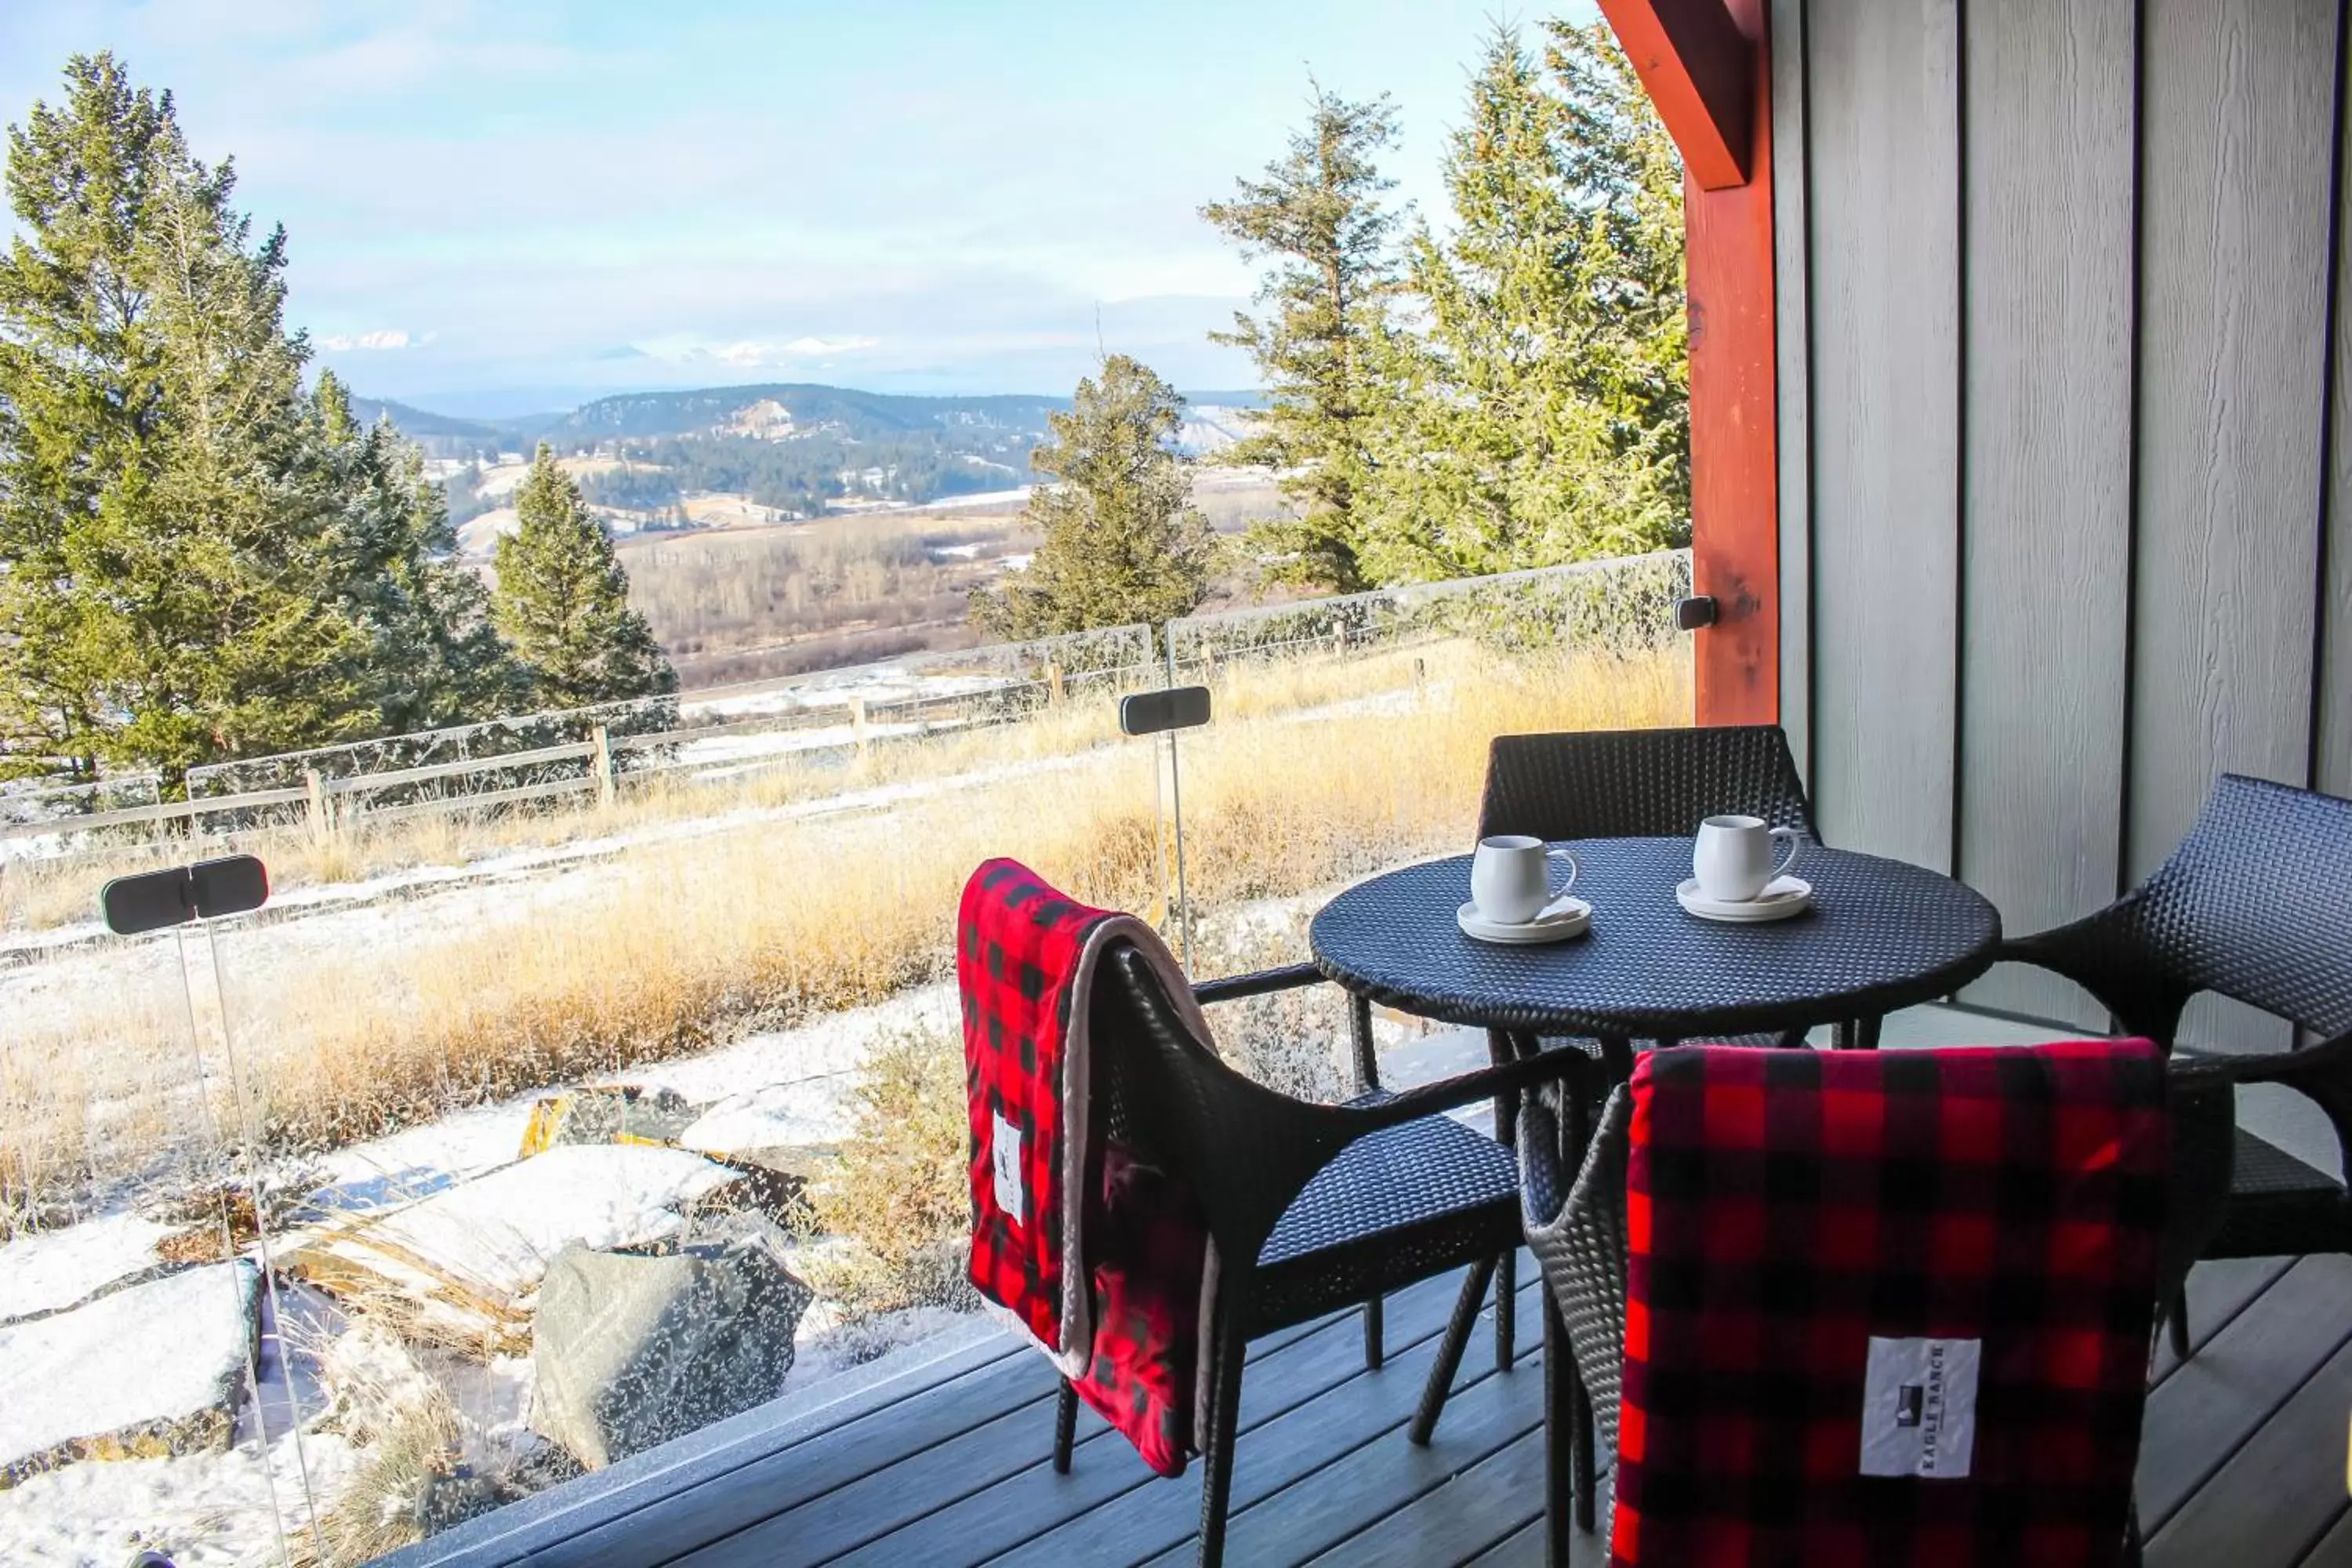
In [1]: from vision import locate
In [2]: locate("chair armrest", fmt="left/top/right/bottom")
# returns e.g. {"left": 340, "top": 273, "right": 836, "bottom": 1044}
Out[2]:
{"left": 2169, "top": 1028, "right": 2352, "bottom": 1091}
{"left": 1994, "top": 891, "right": 2196, "bottom": 1041}
{"left": 1323, "top": 1045, "right": 1592, "bottom": 1138}
{"left": 1192, "top": 963, "right": 1326, "bottom": 1006}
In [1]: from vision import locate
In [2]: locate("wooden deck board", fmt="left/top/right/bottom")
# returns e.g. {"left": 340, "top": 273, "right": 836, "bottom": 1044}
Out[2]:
{"left": 1134, "top": 1319, "right": 1548, "bottom": 1568}
{"left": 1011, "top": 1274, "right": 1542, "bottom": 1568}
{"left": 387, "top": 1254, "right": 2352, "bottom": 1568}
{"left": 2136, "top": 1256, "right": 2352, "bottom": 1533}
{"left": 834, "top": 1268, "right": 1486, "bottom": 1567}
{"left": 2148, "top": 1329, "right": 2352, "bottom": 1565}
{"left": 2298, "top": 1501, "right": 2352, "bottom": 1565}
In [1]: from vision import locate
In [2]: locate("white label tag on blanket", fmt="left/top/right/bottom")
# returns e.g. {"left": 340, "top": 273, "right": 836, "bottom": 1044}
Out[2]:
{"left": 1859, "top": 1336, "right": 1980, "bottom": 1479}
{"left": 990, "top": 1112, "right": 1025, "bottom": 1226}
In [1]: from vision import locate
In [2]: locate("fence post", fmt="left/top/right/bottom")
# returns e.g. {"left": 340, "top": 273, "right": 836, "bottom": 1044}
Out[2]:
{"left": 590, "top": 724, "right": 616, "bottom": 809}
{"left": 850, "top": 697, "right": 869, "bottom": 757}
{"left": 303, "top": 768, "right": 330, "bottom": 840}
{"left": 1046, "top": 660, "right": 1065, "bottom": 706}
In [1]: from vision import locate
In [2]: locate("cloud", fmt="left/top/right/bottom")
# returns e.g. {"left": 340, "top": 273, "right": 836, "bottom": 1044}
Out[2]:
{"left": 784, "top": 335, "right": 880, "bottom": 357}
{"left": 317, "top": 328, "right": 412, "bottom": 350}
{"left": 628, "top": 335, "right": 883, "bottom": 369}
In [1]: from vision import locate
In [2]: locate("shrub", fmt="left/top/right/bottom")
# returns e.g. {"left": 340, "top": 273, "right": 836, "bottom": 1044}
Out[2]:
{"left": 797, "top": 1024, "right": 974, "bottom": 1319}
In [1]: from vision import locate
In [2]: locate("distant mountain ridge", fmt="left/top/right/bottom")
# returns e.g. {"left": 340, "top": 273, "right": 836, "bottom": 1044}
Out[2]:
{"left": 354, "top": 381, "right": 1265, "bottom": 445}
{"left": 350, "top": 381, "right": 1262, "bottom": 485}
{"left": 347, "top": 394, "right": 506, "bottom": 442}
{"left": 543, "top": 383, "right": 1070, "bottom": 444}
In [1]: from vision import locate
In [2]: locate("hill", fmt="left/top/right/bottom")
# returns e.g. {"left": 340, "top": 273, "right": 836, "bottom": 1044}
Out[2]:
{"left": 356, "top": 380, "right": 1265, "bottom": 522}
{"left": 532, "top": 384, "right": 1069, "bottom": 445}
{"left": 341, "top": 399, "right": 501, "bottom": 446}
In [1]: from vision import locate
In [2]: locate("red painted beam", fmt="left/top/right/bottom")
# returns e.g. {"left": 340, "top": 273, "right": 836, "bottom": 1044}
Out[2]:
{"left": 1597, "top": 0, "right": 1755, "bottom": 191}
{"left": 1606, "top": 0, "right": 1780, "bottom": 726}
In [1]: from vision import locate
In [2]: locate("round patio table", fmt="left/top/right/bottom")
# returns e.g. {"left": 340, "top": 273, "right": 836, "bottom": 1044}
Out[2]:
{"left": 1310, "top": 836, "right": 2002, "bottom": 1055}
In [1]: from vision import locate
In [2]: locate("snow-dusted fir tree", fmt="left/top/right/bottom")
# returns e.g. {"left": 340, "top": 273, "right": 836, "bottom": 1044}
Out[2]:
{"left": 970, "top": 355, "right": 1213, "bottom": 639}
{"left": 492, "top": 447, "right": 676, "bottom": 710}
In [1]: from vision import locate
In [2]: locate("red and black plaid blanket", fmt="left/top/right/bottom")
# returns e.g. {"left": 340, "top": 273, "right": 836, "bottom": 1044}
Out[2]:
{"left": 1613, "top": 1040, "right": 2169, "bottom": 1566}
{"left": 959, "top": 858, "right": 1213, "bottom": 1476}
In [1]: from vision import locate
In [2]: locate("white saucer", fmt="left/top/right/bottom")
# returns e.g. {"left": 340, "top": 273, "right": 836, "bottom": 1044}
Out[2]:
{"left": 1675, "top": 876, "right": 1813, "bottom": 923}
{"left": 1457, "top": 898, "right": 1593, "bottom": 945}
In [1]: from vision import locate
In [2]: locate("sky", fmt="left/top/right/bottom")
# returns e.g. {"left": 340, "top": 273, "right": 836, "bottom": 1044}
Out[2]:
{"left": 0, "top": 0, "right": 1599, "bottom": 418}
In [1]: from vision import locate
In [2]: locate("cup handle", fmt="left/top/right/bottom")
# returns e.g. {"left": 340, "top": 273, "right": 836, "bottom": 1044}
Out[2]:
{"left": 1546, "top": 846, "right": 1579, "bottom": 898}
{"left": 1769, "top": 828, "right": 1803, "bottom": 883}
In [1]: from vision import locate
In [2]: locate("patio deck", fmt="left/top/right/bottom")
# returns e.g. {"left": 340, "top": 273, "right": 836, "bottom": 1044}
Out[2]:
{"left": 393, "top": 1007, "right": 2352, "bottom": 1568}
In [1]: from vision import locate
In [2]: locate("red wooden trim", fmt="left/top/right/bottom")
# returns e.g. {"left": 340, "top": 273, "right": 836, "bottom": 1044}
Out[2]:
{"left": 1596, "top": 0, "right": 1756, "bottom": 190}
{"left": 1641, "top": 0, "right": 1779, "bottom": 725}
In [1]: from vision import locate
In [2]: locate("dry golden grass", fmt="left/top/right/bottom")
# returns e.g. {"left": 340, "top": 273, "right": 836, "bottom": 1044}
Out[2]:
{"left": 793, "top": 1022, "right": 975, "bottom": 1319}
{"left": 0, "top": 641, "right": 1686, "bottom": 1221}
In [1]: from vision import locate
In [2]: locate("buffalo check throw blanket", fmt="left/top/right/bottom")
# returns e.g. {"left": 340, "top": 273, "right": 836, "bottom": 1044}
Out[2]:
{"left": 958, "top": 858, "right": 1214, "bottom": 1477}
{"left": 1613, "top": 1040, "right": 2169, "bottom": 1568}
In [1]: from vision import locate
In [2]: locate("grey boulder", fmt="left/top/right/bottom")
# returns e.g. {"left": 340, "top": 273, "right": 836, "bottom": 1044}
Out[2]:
{"left": 529, "top": 1213, "right": 813, "bottom": 1470}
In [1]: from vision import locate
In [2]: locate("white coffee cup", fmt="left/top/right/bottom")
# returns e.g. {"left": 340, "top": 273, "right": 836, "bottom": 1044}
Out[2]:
{"left": 1693, "top": 814, "right": 1804, "bottom": 903}
{"left": 1470, "top": 835, "right": 1580, "bottom": 925}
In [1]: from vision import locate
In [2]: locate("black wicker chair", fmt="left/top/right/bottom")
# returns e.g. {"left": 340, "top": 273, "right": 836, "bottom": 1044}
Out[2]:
{"left": 1048, "top": 946, "right": 1582, "bottom": 1568}
{"left": 1477, "top": 724, "right": 1817, "bottom": 847}
{"left": 1515, "top": 1057, "right": 2221, "bottom": 1566}
{"left": 1473, "top": 724, "right": 1826, "bottom": 1347}
{"left": 1997, "top": 772, "right": 2352, "bottom": 1355}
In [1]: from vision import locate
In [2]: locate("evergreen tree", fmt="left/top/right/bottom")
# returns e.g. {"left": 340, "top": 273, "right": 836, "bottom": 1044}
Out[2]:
{"left": 1361, "top": 24, "right": 1688, "bottom": 580}
{"left": 310, "top": 372, "right": 528, "bottom": 731}
{"left": 0, "top": 54, "right": 374, "bottom": 781}
{"left": 970, "top": 356, "right": 1213, "bottom": 639}
{"left": 0, "top": 55, "right": 524, "bottom": 783}
{"left": 1201, "top": 87, "right": 1403, "bottom": 593}
{"left": 492, "top": 445, "right": 676, "bottom": 709}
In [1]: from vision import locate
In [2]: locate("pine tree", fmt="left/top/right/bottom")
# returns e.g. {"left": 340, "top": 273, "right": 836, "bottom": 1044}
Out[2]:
{"left": 0, "top": 55, "right": 525, "bottom": 783}
{"left": 0, "top": 54, "right": 376, "bottom": 782}
{"left": 310, "top": 372, "right": 528, "bottom": 731}
{"left": 1201, "top": 87, "right": 1403, "bottom": 594}
{"left": 492, "top": 445, "right": 676, "bottom": 709}
{"left": 969, "top": 356, "right": 1213, "bottom": 640}
{"left": 1360, "top": 25, "right": 1688, "bottom": 581}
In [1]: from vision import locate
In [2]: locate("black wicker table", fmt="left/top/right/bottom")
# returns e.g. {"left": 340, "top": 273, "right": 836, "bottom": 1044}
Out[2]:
{"left": 1310, "top": 836, "right": 2002, "bottom": 1058}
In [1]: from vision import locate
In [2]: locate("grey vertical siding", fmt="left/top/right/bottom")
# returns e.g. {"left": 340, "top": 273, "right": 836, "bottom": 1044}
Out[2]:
{"left": 1773, "top": 0, "right": 1813, "bottom": 783}
{"left": 2134, "top": 0, "right": 2336, "bottom": 1051}
{"left": 1803, "top": 0, "right": 1962, "bottom": 869}
{"left": 2130, "top": 0, "right": 2334, "bottom": 881}
{"left": 1955, "top": 0, "right": 2136, "bottom": 1026}
{"left": 2324, "top": 9, "right": 2352, "bottom": 807}
{"left": 1780, "top": 0, "right": 2352, "bottom": 1033}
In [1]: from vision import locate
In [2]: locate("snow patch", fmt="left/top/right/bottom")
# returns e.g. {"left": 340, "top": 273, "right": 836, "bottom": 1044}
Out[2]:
{"left": 0, "top": 1211, "right": 174, "bottom": 1324}
{"left": 0, "top": 1262, "right": 258, "bottom": 1477}
{"left": 293, "top": 1145, "right": 738, "bottom": 1305}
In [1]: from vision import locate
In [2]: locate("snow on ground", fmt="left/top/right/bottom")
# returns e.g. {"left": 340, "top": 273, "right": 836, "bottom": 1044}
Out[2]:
{"left": 913, "top": 486, "right": 1029, "bottom": 511}
{"left": 0, "top": 1429, "right": 358, "bottom": 1568}
{"left": 641, "top": 982, "right": 953, "bottom": 1107}
{"left": 0, "top": 1261, "right": 258, "bottom": 1474}
{"left": 299, "top": 1145, "right": 738, "bottom": 1305}
{"left": 0, "top": 1210, "right": 175, "bottom": 1323}
{"left": 310, "top": 1095, "right": 541, "bottom": 1215}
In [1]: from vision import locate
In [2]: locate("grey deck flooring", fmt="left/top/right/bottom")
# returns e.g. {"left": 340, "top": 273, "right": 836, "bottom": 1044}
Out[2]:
{"left": 390, "top": 1000, "right": 2352, "bottom": 1568}
{"left": 390, "top": 1245, "right": 2352, "bottom": 1568}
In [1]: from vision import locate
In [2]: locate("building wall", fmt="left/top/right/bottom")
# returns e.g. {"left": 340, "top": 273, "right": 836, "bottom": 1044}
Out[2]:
{"left": 1772, "top": 0, "right": 2352, "bottom": 1036}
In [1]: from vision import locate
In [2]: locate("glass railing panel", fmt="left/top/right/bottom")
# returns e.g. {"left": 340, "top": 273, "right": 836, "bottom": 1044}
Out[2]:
{"left": 172, "top": 624, "right": 1160, "bottom": 1560}
{"left": 1159, "top": 550, "right": 1694, "bottom": 1094}
{"left": 0, "top": 849, "right": 318, "bottom": 1565}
